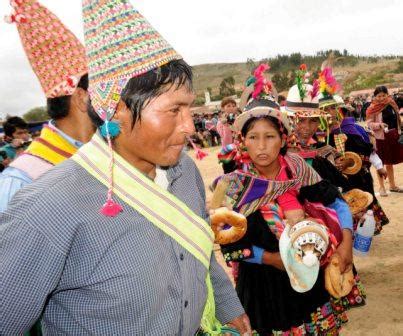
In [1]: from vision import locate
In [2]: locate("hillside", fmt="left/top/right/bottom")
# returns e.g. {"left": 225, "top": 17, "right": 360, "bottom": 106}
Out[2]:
{"left": 191, "top": 55, "right": 403, "bottom": 103}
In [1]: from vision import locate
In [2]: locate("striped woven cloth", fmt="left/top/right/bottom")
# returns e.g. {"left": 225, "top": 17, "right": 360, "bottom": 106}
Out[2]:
{"left": 217, "top": 153, "right": 321, "bottom": 218}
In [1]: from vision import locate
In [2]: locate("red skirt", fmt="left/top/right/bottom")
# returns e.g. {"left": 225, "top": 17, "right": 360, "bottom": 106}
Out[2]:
{"left": 376, "top": 128, "right": 403, "bottom": 165}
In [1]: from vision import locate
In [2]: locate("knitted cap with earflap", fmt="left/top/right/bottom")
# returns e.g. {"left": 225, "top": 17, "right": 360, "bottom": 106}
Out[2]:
{"left": 82, "top": 0, "right": 182, "bottom": 216}
{"left": 5, "top": 0, "right": 88, "bottom": 98}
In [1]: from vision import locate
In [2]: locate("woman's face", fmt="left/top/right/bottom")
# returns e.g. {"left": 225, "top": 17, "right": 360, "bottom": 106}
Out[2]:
{"left": 243, "top": 118, "right": 283, "bottom": 173}
{"left": 375, "top": 92, "right": 388, "bottom": 102}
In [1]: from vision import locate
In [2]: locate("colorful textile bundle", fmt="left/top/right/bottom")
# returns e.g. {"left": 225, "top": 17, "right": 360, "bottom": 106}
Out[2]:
{"left": 215, "top": 153, "right": 321, "bottom": 218}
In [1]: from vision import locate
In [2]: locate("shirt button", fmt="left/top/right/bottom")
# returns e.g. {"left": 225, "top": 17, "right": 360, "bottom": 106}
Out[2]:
{"left": 180, "top": 253, "right": 184, "bottom": 260}
{"left": 184, "top": 300, "right": 189, "bottom": 308}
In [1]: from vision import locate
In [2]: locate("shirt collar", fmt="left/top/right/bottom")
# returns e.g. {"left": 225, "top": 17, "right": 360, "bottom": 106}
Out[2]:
{"left": 48, "top": 120, "right": 83, "bottom": 148}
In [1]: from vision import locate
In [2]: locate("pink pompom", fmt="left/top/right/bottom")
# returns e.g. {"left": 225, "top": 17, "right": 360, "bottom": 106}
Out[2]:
{"left": 187, "top": 136, "right": 208, "bottom": 160}
{"left": 195, "top": 147, "right": 208, "bottom": 160}
{"left": 243, "top": 249, "right": 251, "bottom": 257}
{"left": 100, "top": 199, "right": 123, "bottom": 217}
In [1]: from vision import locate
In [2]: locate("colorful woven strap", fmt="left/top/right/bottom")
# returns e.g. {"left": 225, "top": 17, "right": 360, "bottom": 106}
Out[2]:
{"left": 72, "top": 134, "right": 221, "bottom": 334}
{"left": 333, "top": 133, "right": 347, "bottom": 156}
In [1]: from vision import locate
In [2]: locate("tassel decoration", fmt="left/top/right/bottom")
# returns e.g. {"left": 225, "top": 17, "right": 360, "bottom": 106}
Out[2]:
{"left": 187, "top": 136, "right": 208, "bottom": 160}
{"left": 101, "top": 120, "right": 121, "bottom": 138}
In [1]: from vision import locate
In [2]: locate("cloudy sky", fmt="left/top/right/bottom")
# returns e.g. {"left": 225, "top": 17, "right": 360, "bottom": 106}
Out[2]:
{"left": 0, "top": 0, "right": 402, "bottom": 118}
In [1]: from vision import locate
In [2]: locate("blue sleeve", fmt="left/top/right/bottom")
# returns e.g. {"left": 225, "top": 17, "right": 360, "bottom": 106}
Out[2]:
{"left": 0, "top": 168, "right": 32, "bottom": 212}
{"left": 328, "top": 197, "right": 353, "bottom": 231}
{"left": 0, "top": 212, "right": 66, "bottom": 334}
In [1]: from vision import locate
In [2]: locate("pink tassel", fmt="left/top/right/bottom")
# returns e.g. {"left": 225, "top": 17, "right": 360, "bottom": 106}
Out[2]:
{"left": 101, "top": 199, "right": 123, "bottom": 217}
{"left": 187, "top": 136, "right": 208, "bottom": 160}
{"left": 195, "top": 149, "right": 208, "bottom": 160}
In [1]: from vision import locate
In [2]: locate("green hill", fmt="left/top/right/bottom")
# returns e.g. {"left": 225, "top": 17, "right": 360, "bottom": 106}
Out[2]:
{"left": 191, "top": 51, "right": 403, "bottom": 104}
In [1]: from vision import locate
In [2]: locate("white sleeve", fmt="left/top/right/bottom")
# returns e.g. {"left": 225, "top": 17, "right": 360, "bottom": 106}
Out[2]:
{"left": 369, "top": 152, "right": 383, "bottom": 170}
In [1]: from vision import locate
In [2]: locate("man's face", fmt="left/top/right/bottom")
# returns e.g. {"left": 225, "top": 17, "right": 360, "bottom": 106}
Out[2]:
{"left": 295, "top": 117, "right": 319, "bottom": 143}
{"left": 324, "top": 105, "right": 338, "bottom": 124}
{"left": 12, "top": 127, "right": 30, "bottom": 141}
{"left": 114, "top": 84, "right": 195, "bottom": 172}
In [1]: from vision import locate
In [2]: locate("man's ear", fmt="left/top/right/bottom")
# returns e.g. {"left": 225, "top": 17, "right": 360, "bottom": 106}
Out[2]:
{"left": 112, "top": 100, "right": 129, "bottom": 123}
{"left": 72, "top": 87, "right": 88, "bottom": 114}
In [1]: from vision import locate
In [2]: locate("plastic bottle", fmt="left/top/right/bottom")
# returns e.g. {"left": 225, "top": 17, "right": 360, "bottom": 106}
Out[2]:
{"left": 353, "top": 210, "right": 376, "bottom": 256}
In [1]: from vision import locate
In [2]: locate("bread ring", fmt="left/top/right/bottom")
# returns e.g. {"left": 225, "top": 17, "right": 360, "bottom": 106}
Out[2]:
{"left": 343, "top": 189, "right": 373, "bottom": 215}
{"left": 342, "top": 152, "right": 362, "bottom": 175}
{"left": 324, "top": 254, "right": 355, "bottom": 298}
{"left": 211, "top": 207, "right": 247, "bottom": 245}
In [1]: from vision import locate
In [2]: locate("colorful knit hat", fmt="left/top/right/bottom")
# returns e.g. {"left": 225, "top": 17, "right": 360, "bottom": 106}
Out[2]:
{"left": 82, "top": 0, "right": 182, "bottom": 122}
{"left": 82, "top": 0, "right": 182, "bottom": 217}
{"left": 286, "top": 64, "right": 321, "bottom": 118}
{"left": 235, "top": 64, "right": 291, "bottom": 134}
{"left": 5, "top": 0, "right": 88, "bottom": 98}
{"left": 318, "top": 67, "right": 342, "bottom": 109}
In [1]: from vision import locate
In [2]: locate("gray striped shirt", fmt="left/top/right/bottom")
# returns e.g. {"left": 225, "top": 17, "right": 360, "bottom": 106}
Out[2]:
{"left": 0, "top": 153, "right": 244, "bottom": 335}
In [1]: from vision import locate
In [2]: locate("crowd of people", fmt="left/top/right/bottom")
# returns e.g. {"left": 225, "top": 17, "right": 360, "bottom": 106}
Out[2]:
{"left": 1, "top": 0, "right": 402, "bottom": 335}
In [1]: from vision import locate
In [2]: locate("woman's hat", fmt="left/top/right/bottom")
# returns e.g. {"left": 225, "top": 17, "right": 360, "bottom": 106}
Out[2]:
{"left": 235, "top": 64, "right": 291, "bottom": 134}
{"left": 285, "top": 64, "right": 324, "bottom": 118}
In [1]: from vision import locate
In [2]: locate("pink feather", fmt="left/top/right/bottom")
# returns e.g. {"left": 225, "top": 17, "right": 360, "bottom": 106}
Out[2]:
{"left": 252, "top": 63, "right": 272, "bottom": 99}
{"left": 310, "top": 79, "right": 319, "bottom": 99}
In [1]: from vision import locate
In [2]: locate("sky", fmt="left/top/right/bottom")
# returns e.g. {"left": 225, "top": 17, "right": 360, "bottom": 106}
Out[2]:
{"left": 0, "top": 0, "right": 402, "bottom": 119}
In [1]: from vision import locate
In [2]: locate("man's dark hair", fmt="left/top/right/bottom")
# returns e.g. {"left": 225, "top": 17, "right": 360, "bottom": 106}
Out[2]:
{"left": 3, "top": 116, "right": 28, "bottom": 137}
{"left": 46, "top": 74, "right": 89, "bottom": 120}
{"left": 87, "top": 59, "right": 193, "bottom": 128}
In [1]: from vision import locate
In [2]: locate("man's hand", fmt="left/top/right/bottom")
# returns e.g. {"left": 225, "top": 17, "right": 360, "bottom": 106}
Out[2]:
{"left": 226, "top": 313, "right": 252, "bottom": 336}
{"left": 377, "top": 167, "right": 388, "bottom": 179}
{"left": 335, "top": 156, "right": 353, "bottom": 172}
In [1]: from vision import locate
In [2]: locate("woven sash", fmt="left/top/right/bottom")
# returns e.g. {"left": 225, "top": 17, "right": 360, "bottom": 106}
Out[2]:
{"left": 25, "top": 125, "right": 77, "bottom": 165}
{"left": 72, "top": 134, "right": 221, "bottom": 334}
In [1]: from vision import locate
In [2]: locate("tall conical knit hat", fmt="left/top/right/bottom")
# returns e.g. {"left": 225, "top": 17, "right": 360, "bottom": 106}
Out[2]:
{"left": 5, "top": 0, "right": 88, "bottom": 98}
{"left": 82, "top": 0, "right": 182, "bottom": 122}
